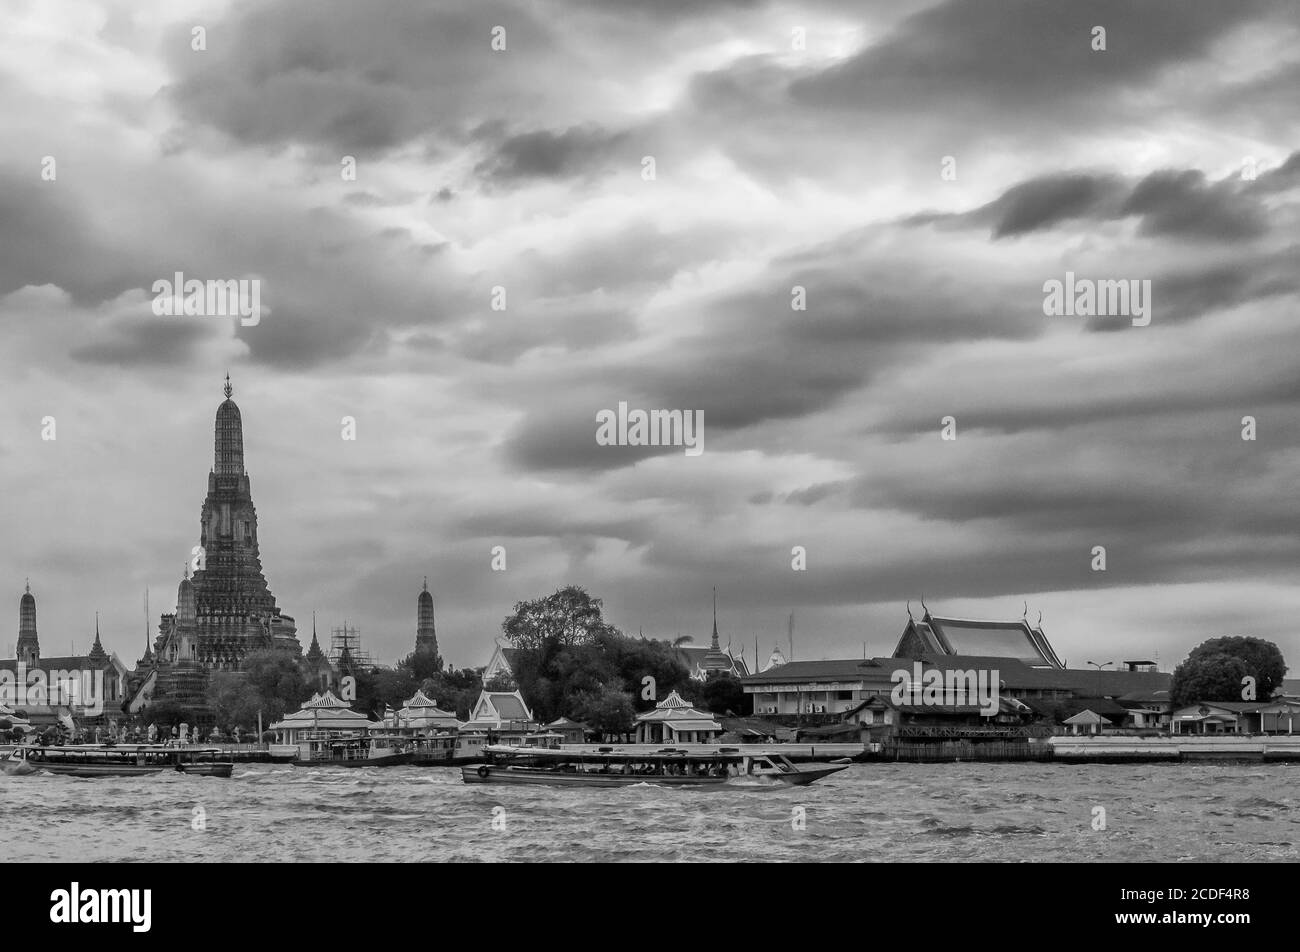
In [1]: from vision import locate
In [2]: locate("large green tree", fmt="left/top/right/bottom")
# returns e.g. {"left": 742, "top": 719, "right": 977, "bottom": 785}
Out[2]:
{"left": 503, "top": 586, "right": 618, "bottom": 651}
{"left": 1170, "top": 637, "right": 1287, "bottom": 707}
{"left": 570, "top": 685, "right": 636, "bottom": 738}
{"left": 207, "top": 672, "right": 263, "bottom": 730}
{"left": 370, "top": 667, "right": 420, "bottom": 715}
{"left": 499, "top": 586, "right": 705, "bottom": 725}
{"left": 241, "top": 649, "right": 312, "bottom": 723}
{"left": 418, "top": 667, "right": 484, "bottom": 720}
{"left": 698, "top": 672, "right": 751, "bottom": 717}
{"left": 398, "top": 644, "right": 443, "bottom": 682}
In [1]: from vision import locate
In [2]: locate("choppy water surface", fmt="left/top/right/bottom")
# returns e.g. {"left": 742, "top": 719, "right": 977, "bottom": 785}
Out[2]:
{"left": 3, "top": 763, "right": 1298, "bottom": 862}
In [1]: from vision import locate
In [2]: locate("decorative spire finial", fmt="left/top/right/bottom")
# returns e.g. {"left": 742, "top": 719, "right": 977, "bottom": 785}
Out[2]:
{"left": 25, "top": 577, "right": 30, "bottom": 594}
{"left": 96, "top": 611, "right": 100, "bottom": 636}
{"left": 1023, "top": 600, "right": 1028, "bottom": 619}
{"left": 423, "top": 576, "right": 428, "bottom": 592}
{"left": 906, "top": 600, "right": 913, "bottom": 620}
{"left": 710, "top": 587, "right": 721, "bottom": 650}
{"left": 224, "top": 373, "right": 233, "bottom": 399}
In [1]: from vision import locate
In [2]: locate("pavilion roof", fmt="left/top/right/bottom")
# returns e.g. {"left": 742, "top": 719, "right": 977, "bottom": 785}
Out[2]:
{"left": 301, "top": 691, "right": 352, "bottom": 709}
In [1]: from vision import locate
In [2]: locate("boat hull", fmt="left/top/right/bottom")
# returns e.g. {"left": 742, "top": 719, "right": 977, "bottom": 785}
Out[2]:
{"left": 174, "top": 763, "right": 235, "bottom": 777}
{"left": 292, "top": 752, "right": 415, "bottom": 768}
{"left": 25, "top": 763, "right": 168, "bottom": 778}
{"left": 764, "top": 763, "right": 851, "bottom": 785}
{"left": 462, "top": 764, "right": 729, "bottom": 787}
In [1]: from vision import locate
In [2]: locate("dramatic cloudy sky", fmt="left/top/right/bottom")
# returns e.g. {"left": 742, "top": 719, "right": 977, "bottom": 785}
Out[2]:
{"left": 3, "top": 0, "right": 1299, "bottom": 673}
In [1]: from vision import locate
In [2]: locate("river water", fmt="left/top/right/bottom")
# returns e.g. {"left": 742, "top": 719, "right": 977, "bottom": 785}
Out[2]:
{"left": 3, "top": 762, "right": 1298, "bottom": 862}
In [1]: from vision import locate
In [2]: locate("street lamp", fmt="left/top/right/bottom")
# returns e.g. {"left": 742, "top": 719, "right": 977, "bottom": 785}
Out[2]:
{"left": 1086, "top": 660, "right": 1114, "bottom": 699}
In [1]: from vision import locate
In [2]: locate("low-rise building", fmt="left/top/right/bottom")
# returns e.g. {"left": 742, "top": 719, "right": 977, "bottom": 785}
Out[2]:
{"left": 269, "top": 690, "right": 375, "bottom": 745}
{"left": 633, "top": 690, "right": 722, "bottom": 744}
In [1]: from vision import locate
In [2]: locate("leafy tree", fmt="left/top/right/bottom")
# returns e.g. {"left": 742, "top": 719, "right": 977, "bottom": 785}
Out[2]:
{"left": 1171, "top": 637, "right": 1286, "bottom": 707}
{"left": 603, "top": 631, "right": 694, "bottom": 712}
{"left": 418, "top": 667, "right": 484, "bottom": 720}
{"left": 571, "top": 685, "right": 636, "bottom": 738}
{"left": 206, "top": 672, "right": 262, "bottom": 730}
{"left": 146, "top": 697, "right": 196, "bottom": 729}
{"left": 503, "top": 586, "right": 618, "bottom": 651}
{"left": 371, "top": 667, "right": 419, "bottom": 714}
{"left": 241, "top": 649, "right": 312, "bottom": 723}
{"left": 398, "top": 644, "right": 443, "bottom": 682}
{"left": 1170, "top": 652, "right": 1252, "bottom": 707}
{"left": 698, "top": 672, "right": 751, "bottom": 716}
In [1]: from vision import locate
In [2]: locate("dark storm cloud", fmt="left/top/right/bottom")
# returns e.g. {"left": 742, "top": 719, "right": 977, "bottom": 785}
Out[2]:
{"left": 987, "top": 174, "right": 1125, "bottom": 239}
{"left": 0, "top": 177, "right": 141, "bottom": 306}
{"left": 1083, "top": 248, "right": 1300, "bottom": 333}
{"left": 455, "top": 505, "right": 652, "bottom": 546}
{"left": 1121, "top": 170, "right": 1269, "bottom": 240}
{"left": 504, "top": 397, "right": 682, "bottom": 473}
{"left": 69, "top": 319, "right": 221, "bottom": 366}
{"left": 499, "top": 215, "right": 1071, "bottom": 474}
{"left": 241, "top": 306, "right": 384, "bottom": 369}
{"left": 571, "top": 0, "right": 764, "bottom": 15}
{"left": 910, "top": 160, "right": 1288, "bottom": 242}
{"left": 164, "top": 0, "right": 558, "bottom": 153}
{"left": 473, "top": 125, "right": 630, "bottom": 184}
{"left": 790, "top": 0, "right": 1285, "bottom": 114}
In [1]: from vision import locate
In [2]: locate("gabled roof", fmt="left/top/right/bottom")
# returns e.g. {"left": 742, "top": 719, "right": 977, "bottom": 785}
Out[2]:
{"left": 467, "top": 690, "right": 534, "bottom": 726}
{"left": 301, "top": 691, "right": 351, "bottom": 709}
{"left": 897, "top": 611, "right": 1065, "bottom": 668}
{"left": 1063, "top": 710, "right": 1112, "bottom": 725}
{"left": 544, "top": 717, "right": 589, "bottom": 730}
{"left": 404, "top": 689, "right": 442, "bottom": 708}
{"left": 636, "top": 691, "right": 720, "bottom": 728}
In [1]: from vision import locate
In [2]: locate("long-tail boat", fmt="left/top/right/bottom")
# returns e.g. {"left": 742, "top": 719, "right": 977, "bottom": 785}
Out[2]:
{"left": 461, "top": 745, "right": 851, "bottom": 787}
{"left": 290, "top": 734, "right": 415, "bottom": 767}
{"left": 3, "top": 745, "right": 234, "bottom": 778}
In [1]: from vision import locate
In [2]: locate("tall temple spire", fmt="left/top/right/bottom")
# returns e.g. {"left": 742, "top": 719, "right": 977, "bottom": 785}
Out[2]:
{"left": 703, "top": 586, "right": 730, "bottom": 673}
{"left": 89, "top": 612, "right": 108, "bottom": 664}
{"left": 711, "top": 587, "right": 719, "bottom": 649}
{"left": 17, "top": 580, "right": 38, "bottom": 666}
{"left": 214, "top": 375, "right": 245, "bottom": 476}
{"left": 417, "top": 578, "right": 438, "bottom": 655}
{"left": 306, "top": 611, "right": 325, "bottom": 663}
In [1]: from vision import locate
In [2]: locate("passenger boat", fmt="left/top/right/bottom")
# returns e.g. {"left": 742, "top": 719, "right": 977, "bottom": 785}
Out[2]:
{"left": 450, "top": 729, "right": 563, "bottom": 765}
{"left": 461, "top": 746, "right": 852, "bottom": 787}
{"left": 3, "top": 745, "right": 235, "bottom": 778}
{"left": 290, "top": 734, "right": 415, "bottom": 768}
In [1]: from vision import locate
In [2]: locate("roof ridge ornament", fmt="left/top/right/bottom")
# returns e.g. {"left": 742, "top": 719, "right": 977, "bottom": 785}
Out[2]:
{"left": 224, "top": 373, "right": 233, "bottom": 399}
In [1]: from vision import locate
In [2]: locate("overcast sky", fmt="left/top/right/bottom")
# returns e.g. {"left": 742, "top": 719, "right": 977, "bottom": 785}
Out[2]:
{"left": 3, "top": 0, "right": 1299, "bottom": 673}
